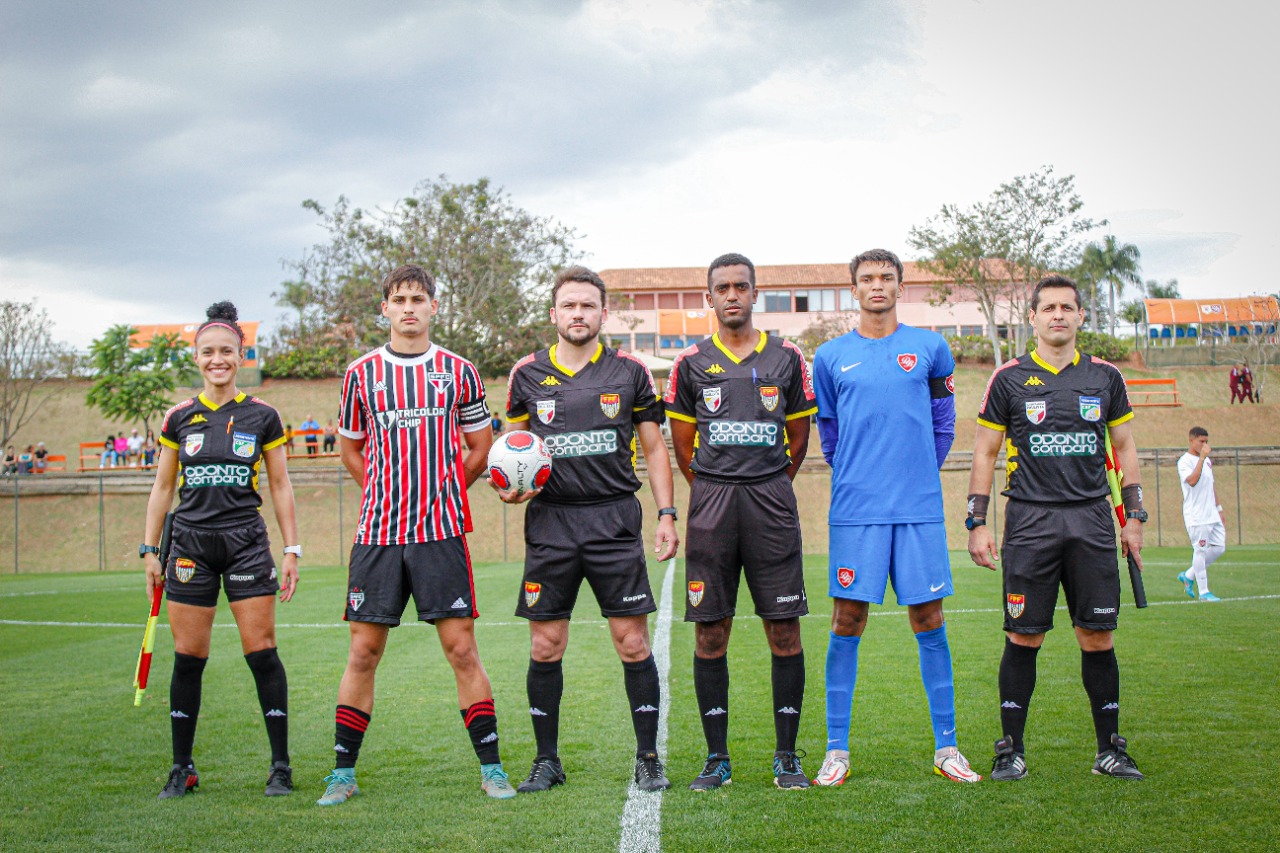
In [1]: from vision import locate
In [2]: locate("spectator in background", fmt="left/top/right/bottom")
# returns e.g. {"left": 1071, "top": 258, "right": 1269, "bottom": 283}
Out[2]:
{"left": 33, "top": 442, "right": 48, "bottom": 474}
{"left": 101, "top": 433, "right": 116, "bottom": 468}
{"left": 1238, "top": 360, "right": 1256, "bottom": 403}
{"left": 300, "top": 414, "right": 320, "bottom": 455}
{"left": 127, "top": 428, "right": 144, "bottom": 466}
{"left": 323, "top": 419, "right": 337, "bottom": 453}
{"left": 114, "top": 433, "right": 129, "bottom": 466}
{"left": 18, "top": 445, "right": 34, "bottom": 474}
{"left": 144, "top": 430, "right": 158, "bottom": 467}
{"left": 3, "top": 446, "right": 16, "bottom": 476}
{"left": 285, "top": 424, "right": 296, "bottom": 455}
{"left": 490, "top": 410, "right": 503, "bottom": 435}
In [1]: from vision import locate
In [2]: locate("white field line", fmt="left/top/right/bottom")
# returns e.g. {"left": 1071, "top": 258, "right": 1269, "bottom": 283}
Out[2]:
{"left": 617, "top": 557, "right": 676, "bottom": 853}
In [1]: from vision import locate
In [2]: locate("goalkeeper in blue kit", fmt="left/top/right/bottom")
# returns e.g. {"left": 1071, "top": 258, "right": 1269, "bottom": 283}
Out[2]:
{"left": 810, "top": 249, "right": 980, "bottom": 785}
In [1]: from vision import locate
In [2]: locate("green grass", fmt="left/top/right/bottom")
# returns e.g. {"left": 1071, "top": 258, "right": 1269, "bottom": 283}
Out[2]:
{"left": 2, "top": 548, "right": 1278, "bottom": 851}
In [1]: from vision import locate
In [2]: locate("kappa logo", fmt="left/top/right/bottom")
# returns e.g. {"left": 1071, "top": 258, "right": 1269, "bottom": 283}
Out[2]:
{"left": 1006, "top": 593, "right": 1025, "bottom": 619}
{"left": 1000, "top": 700, "right": 1022, "bottom": 709}
{"left": 702, "top": 387, "right": 723, "bottom": 413}
{"left": 450, "top": 598, "right": 467, "bottom": 610}
{"left": 524, "top": 582, "right": 541, "bottom": 608}
{"left": 687, "top": 580, "right": 705, "bottom": 607}
{"left": 1025, "top": 400, "right": 1047, "bottom": 425}
{"left": 530, "top": 707, "right": 548, "bottom": 716}
{"left": 174, "top": 557, "right": 196, "bottom": 584}
{"left": 706, "top": 364, "right": 726, "bottom": 374}
{"left": 704, "top": 707, "right": 726, "bottom": 716}
{"left": 170, "top": 710, "right": 190, "bottom": 718}
{"left": 599, "top": 393, "right": 621, "bottom": 419}
{"left": 634, "top": 704, "right": 658, "bottom": 713}
{"left": 191, "top": 414, "right": 208, "bottom": 424}
{"left": 265, "top": 709, "right": 287, "bottom": 717}
{"left": 776, "top": 594, "right": 800, "bottom": 603}
{"left": 1023, "top": 375, "right": 1046, "bottom": 386}
{"left": 1101, "top": 702, "right": 1119, "bottom": 711}
{"left": 228, "top": 573, "right": 254, "bottom": 582}
{"left": 1079, "top": 395, "right": 1102, "bottom": 422}
{"left": 428, "top": 372, "right": 453, "bottom": 395}
{"left": 759, "top": 385, "right": 780, "bottom": 412}
{"left": 349, "top": 588, "right": 365, "bottom": 611}
{"left": 777, "top": 706, "right": 799, "bottom": 715}
{"left": 622, "top": 593, "right": 647, "bottom": 603}
{"left": 837, "top": 567, "right": 855, "bottom": 588}
{"left": 536, "top": 400, "right": 556, "bottom": 425}
{"left": 897, "top": 353, "right": 918, "bottom": 372}
{"left": 540, "top": 375, "right": 561, "bottom": 386}
{"left": 184, "top": 433, "right": 205, "bottom": 456}
{"left": 370, "top": 379, "right": 387, "bottom": 393}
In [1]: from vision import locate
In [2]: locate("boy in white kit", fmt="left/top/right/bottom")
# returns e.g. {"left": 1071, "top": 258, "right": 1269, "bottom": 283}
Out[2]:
{"left": 1177, "top": 427, "right": 1225, "bottom": 602}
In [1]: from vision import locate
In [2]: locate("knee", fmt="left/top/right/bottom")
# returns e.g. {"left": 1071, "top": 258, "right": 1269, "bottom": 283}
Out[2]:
{"left": 614, "top": 631, "right": 651, "bottom": 663}
{"left": 695, "top": 624, "right": 729, "bottom": 658}
{"left": 441, "top": 638, "right": 481, "bottom": 672}
{"left": 831, "top": 603, "right": 866, "bottom": 636}
{"left": 347, "top": 641, "right": 384, "bottom": 673}
{"left": 1006, "top": 631, "right": 1045, "bottom": 650}
{"left": 908, "top": 603, "right": 944, "bottom": 634}
{"left": 530, "top": 632, "right": 566, "bottom": 663}
{"left": 766, "top": 619, "right": 802, "bottom": 656}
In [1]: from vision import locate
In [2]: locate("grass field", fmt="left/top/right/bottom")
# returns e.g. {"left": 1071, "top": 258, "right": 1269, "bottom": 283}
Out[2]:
{"left": 2, "top": 547, "right": 1277, "bottom": 851}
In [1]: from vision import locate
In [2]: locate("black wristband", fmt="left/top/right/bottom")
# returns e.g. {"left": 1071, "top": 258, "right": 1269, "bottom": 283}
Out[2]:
{"left": 966, "top": 493, "right": 990, "bottom": 519}
{"left": 1121, "top": 483, "right": 1143, "bottom": 512}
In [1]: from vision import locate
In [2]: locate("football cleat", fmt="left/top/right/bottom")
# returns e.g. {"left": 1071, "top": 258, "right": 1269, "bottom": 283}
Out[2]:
{"left": 934, "top": 746, "right": 982, "bottom": 783}
{"left": 773, "top": 750, "right": 810, "bottom": 790}
{"left": 689, "top": 754, "right": 732, "bottom": 791}
{"left": 813, "top": 750, "right": 850, "bottom": 787}
{"left": 480, "top": 763, "right": 518, "bottom": 799}
{"left": 633, "top": 752, "right": 671, "bottom": 792}
{"left": 990, "top": 736, "right": 1027, "bottom": 781}
{"left": 316, "top": 772, "right": 359, "bottom": 806}
{"left": 516, "top": 756, "right": 566, "bottom": 793}
{"left": 1093, "top": 734, "right": 1143, "bottom": 780}
{"left": 1177, "top": 572, "right": 1197, "bottom": 599}
{"left": 264, "top": 762, "right": 293, "bottom": 796}
{"left": 1200, "top": 592, "right": 1222, "bottom": 602}
{"left": 158, "top": 763, "right": 199, "bottom": 799}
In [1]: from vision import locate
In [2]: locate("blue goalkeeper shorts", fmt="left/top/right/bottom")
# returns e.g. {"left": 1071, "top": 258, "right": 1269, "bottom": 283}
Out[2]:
{"left": 828, "top": 522, "right": 952, "bottom": 605}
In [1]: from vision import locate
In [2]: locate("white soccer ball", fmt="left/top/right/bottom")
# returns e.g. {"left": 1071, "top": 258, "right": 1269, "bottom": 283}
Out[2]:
{"left": 487, "top": 431, "right": 553, "bottom": 494}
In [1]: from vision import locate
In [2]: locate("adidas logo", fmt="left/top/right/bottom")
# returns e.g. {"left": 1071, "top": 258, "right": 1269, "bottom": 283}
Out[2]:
{"left": 1000, "top": 701, "right": 1022, "bottom": 709}
{"left": 704, "top": 707, "right": 727, "bottom": 716}
{"left": 1101, "top": 702, "right": 1119, "bottom": 711}
{"left": 634, "top": 704, "right": 658, "bottom": 713}
{"left": 170, "top": 710, "right": 189, "bottom": 718}
{"left": 450, "top": 598, "right": 467, "bottom": 609}
{"left": 371, "top": 380, "right": 387, "bottom": 393}
{"left": 777, "top": 706, "right": 799, "bottom": 715}
{"left": 480, "top": 732, "right": 498, "bottom": 743}
{"left": 334, "top": 744, "right": 349, "bottom": 753}
{"left": 706, "top": 364, "right": 725, "bottom": 374}
{"left": 530, "top": 707, "right": 548, "bottom": 716}
{"left": 265, "top": 709, "right": 287, "bottom": 717}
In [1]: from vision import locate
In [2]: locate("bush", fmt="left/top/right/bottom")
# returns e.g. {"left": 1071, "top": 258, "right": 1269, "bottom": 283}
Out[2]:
{"left": 1075, "top": 330, "right": 1131, "bottom": 362}
{"left": 261, "top": 343, "right": 358, "bottom": 379}
{"left": 945, "top": 334, "right": 1015, "bottom": 364}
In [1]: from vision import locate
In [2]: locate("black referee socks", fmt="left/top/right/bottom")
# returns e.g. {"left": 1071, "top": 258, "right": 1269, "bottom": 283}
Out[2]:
{"left": 998, "top": 639, "right": 1039, "bottom": 753}
{"left": 623, "top": 655, "right": 661, "bottom": 755}
{"left": 245, "top": 647, "right": 289, "bottom": 765}
{"left": 527, "top": 658, "right": 563, "bottom": 758}
{"left": 170, "top": 652, "right": 207, "bottom": 766}
{"left": 771, "top": 651, "right": 805, "bottom": 754}
{"left": 1081, "top": 648, "right": 1121, "bottom": 753}
{"left": 693, "top": 654, "right": 730, "bottom": 756}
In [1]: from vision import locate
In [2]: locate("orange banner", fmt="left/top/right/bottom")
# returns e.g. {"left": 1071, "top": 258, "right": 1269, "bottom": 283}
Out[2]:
{"left": 1144, "top": 297, "right": 1279, "bottom": 325}
{"left": 129, "top": 322, "right": 260, "bottom": 367}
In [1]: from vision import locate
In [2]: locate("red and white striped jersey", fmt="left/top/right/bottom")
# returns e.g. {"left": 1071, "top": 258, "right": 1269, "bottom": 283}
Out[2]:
{"left": 339, "top": 343, "right": 490, "bottom": 545}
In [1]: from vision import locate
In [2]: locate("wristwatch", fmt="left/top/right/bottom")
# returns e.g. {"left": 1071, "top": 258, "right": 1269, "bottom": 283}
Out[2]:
{"left": 1125, "top": 509, "right": 1149, "bottom": 523}
{"left": 657, "top": 507, "right": 678, "bottom": 521}
{"left": 964, "top": 517, "right": 986, "bottom": 530}
{"left": 283, "top": 545, "right": 303, "bottom": 558}
{"left": 138, "top": 544, "right": 160, "bottom": 559}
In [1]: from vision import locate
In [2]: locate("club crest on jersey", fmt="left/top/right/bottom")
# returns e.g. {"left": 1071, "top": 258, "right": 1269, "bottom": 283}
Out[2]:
{"left": 349, "top": 588, "right": 365, "bottom": 611}
{"left": 232, "top": 431, "right": 256, "bottom": 458}
{"left": 184, "top": 433, "right": 204, "bottom": 456}
{"left": 174, "top": 557, "right": 196, "bottom": 584}
{"left": 837, "top": 567, "right": 855, "bottom": 588}
{"left": 897, "top": 353, "right": 917, "bottom": 372}
{"left": 1006, "top": 593, "right": 1025, "bottom": 619}
{"left": 428, "top": 372, "right": 453, "bottom": 395}
{"left": 759, "top": 386, "right": 779, "bottom": 412}
{"left": 536, "top": 400, "right": 556, "bottom": 425}
{"left": 1079, "top": 396, "right": 1101, "bottom": 422}
{"left": 524, "top": 582, "right": 541, "bottom": 608}
{"left": 702, "top": 388, "right": 723, "bottom": 413}
{"left": 688, "top": 581, "right": 705, "bottom": 607}
{"left": 599, "top": 393, "right": 621, "bottom": 419}
{"left": 1024, "top": 400, "right": 1047, "bottom": 425}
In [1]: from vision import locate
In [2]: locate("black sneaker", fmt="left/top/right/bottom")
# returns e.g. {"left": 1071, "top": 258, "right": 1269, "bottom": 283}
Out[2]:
{"left": 990, "top": 736, "right": 1027, "bottom": 781}
{"left": 1093, "top": 734, "right": 1143, "bottom": 780}
{"left": 159, "top": 763, "right": 198, "bottom": 799}
{"left": 773, "top": 750, "right": 810, "bottom": 790}
{"left": 689, "top": 754, "right": 732, "bottom": 791}
{"left": 517, "top": 756, "right": 566, "bottom": 793}
{"left": 264, "top": 761, "right": 293, "bottom": 796}
{"left": 634, "top": 752, "right": 671, "bottom": 792}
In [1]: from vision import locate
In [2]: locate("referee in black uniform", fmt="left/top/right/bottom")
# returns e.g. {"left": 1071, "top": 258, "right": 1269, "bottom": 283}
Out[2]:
{"left": 665, "top": 253, "right": 818, "bottom": 790}
{"left": 967, "top": 275, "right": 1146, "bottom": 780}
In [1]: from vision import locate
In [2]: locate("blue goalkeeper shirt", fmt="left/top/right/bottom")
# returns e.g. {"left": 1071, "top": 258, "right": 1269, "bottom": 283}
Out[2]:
{"left": 813, "top": 324, "right": 956, "bottom": 525}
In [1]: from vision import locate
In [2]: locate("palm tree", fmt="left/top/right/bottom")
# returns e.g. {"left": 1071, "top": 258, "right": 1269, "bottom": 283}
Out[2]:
{"left": 1082, "top": 236, "right": 1143, "bottom": 337}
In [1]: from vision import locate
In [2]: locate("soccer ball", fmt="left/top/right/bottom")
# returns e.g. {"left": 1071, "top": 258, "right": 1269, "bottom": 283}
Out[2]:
{"left": 487, "top": 431, "right": 552, "bottom": 494}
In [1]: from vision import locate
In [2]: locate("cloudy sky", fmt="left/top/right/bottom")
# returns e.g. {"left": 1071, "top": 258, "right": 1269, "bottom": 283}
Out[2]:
{"left": 3, "top": 0, "right": 1276, "bottom": 347}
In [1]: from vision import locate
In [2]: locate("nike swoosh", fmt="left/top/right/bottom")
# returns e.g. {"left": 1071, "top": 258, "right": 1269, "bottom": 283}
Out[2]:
{"left": 943, "top": 728, "right": 956, "bottom": 736}
{"left": 930, "top": 582, "right": 946, "bottom": 593}
{"left": 841, "top": 362, "right": 862, "bottom": 372}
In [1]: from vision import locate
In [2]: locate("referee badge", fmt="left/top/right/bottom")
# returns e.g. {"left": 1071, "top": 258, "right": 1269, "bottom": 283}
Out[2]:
{"left": 687, "top": 581, "right": 705, "bottom": 607}
{"left": 184, "top": 433, "right": 204, "bottom": 456}
{"left": 232, "top": 431, "right": 256, "bottom": 458}
{"left": 536, "top": 400, "right": 556, "bottom": 425}
{"left": 1078, "top": 396, "right": 1101, "bottom": 422}
{"left": 1024, "top": 400, "right": 1047, "bottom": 425}
{"left": 174, "top": 557, "right": 196, "bottom": 584}
{"left": 702, "top": 388, "right": 723, "bottom": 413}
{"left": 759, "top": 386, "right": 779, "bottom": 411}
{"left": 1006, "top": 593, "right": 1025, "bottom": 619}
{"left": 524, "top": 582, "right": 541, "bottom": 608}
{"left": 599, "top": 393, "right": 621, "bottom": 419}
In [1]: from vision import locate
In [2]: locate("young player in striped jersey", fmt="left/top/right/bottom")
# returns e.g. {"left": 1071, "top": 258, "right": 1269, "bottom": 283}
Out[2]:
{"left": 317, "top": 265, "right": 516, "bottom": 805}
{"left": 497, "top": 265, "right": 680, "bottom": 794}
{"left": 665, "top": 253, "right": 818, "bottom": 790}
{"left": 811, "top": 249, "right": 980, "bottom": 786}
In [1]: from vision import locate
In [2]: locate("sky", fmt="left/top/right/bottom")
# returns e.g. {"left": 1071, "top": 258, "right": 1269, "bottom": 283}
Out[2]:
{"left": 3, "top": 0, "right": 1277, "bottom": 348}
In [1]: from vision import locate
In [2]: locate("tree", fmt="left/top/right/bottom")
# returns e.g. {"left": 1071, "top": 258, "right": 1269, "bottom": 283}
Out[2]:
{"left": 1080, "top": 236, "right": 1142, "bottom": 337}
{"left": 0, "top": 300, "right": 75, "bottom": 447}
{"left": 1146, "top": 278, "right": 1180, "bottom": 299}
{"left": 795, "top": 310, "right": 859, "bottom": 354}
{"left": 273, "top": 176, "right": 580, "bottom": 378}
{"left": 86, "top": 325, "right": 198, "bottom": 436}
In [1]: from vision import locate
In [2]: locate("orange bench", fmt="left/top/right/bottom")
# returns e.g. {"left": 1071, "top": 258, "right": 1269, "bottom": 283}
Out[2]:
{"left": 287, "top": 428, "right": 339, "bottom": 460}
{"left": 78, "top": 442, "right": 156, "bottom": 471}
{"left": 36, "top": 454, "right": 66, "bottom": 473}
{"left": 1126, "top": 377, "right": 1181, "bottom": 406}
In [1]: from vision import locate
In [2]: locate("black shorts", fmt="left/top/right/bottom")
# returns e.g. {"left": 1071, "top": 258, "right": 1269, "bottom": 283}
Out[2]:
{"left": 684, "top": 473, "right": 807, "bottom": 622}
{"left": 516, "top": 496, "right": 655, "bottom": 620}
{"left": 165, "top": 516, "right": 278, "bottom": 607}
{"left": 346, "top": 536, "right": 476, "bottom": 625}
{"left": 1001, "top": 498, "right": 1120, "bottom": 633}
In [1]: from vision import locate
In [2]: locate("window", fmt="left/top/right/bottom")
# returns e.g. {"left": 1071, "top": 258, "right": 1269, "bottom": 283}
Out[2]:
{"left": 633, "top": 333, "right": 656, "bottom": 353}
{"left": 631, "top": 294, "right": 654, "bottom": 311}
{"left": 683, "top": 292, "right": 705, "bottom": 309}
{"left": 795, "top": 289, "right": 836, "bottom": 312}
{"left": 763, "top": 291, "right": 791, "bottom": 313}
{"left": 960, "top": 326, "right": 984, "bottom": 337}
{"left": 658, "top": 293, "right": 680, "bottom": 309}
{"left": 838, "top": 288, "right": 857, "bottom": 311}
{"left": 660, "top": 336, "right": 687, "bottom": 350}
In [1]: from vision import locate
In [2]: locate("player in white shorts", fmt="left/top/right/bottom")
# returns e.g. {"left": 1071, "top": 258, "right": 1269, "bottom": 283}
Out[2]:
{"left": 1177, "top": 427, "right": 1225, "bottom": 602}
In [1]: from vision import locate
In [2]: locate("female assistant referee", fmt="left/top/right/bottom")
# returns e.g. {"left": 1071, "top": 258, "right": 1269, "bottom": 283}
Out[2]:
{"left": 141, "top": 301, "right": 302, "bottom": 799}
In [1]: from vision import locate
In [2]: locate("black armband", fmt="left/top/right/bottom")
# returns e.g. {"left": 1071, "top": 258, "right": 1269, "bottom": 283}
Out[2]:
{"left": 1121, "top": 483, "right": 1144, "bottom": 512}
{"left": 966, "top": 493, "right": 989, "bottom": 520}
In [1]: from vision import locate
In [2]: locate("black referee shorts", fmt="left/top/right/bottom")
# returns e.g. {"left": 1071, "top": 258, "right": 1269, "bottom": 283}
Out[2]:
{"left": 165, "top": 515, "right": 278, "bottom": 607}
{"left": 1001, "top": 498, "right": 1121, "bottom": 633}
{"left": 516, "top": 495, "right": 655, "bottom": 620}
{"left": 683, "top": 472, "right": 807, "bottom": 622}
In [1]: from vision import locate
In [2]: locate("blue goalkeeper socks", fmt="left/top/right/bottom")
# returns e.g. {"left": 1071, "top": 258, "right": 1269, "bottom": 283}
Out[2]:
{"left": 824, "top": 632, "right": 860, "bottom": 752}
{"left": 915, "top": 623, "right": 958, "bottom": 749}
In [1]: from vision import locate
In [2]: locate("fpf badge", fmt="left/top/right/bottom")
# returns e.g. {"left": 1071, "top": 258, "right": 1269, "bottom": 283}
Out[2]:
{"left": 1006, "top": 593, "right": 1025, "bottom": 619}
{"left": 687, "top": 581, "right": 705, "bottom": 607}
{"left": 174, "top": 557, "right": 196, "bottom": 584}
{"left": 600, "top": 393, "right": 621, "bottom": 419}
{"left": 524, "top": 582, "right": 541, "bottom": 608}
{"left": 759, "top": 386, "right": 779, "bottom": 411}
